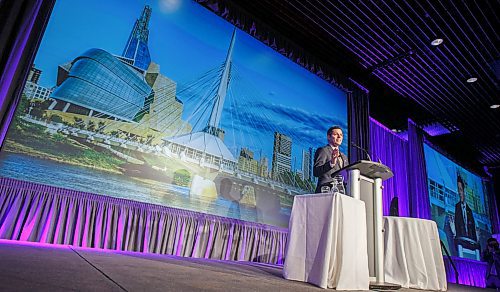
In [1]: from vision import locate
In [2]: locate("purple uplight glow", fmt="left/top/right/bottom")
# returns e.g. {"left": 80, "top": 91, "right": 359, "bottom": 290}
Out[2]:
{"left": 422, "top": 122, "right": 452, "bottom": 136}
{"left": 0, "top": 238, "right": 72, "bottom": 250}
{"left": 0, "top": 156, "right": 495, "bottom": 288}
{"left": 204, "top": 222, "right": 215, "bottom": 259}
{"left": 0, "top": 1, "right": 43, "bottom": 147}
{"left": 1, "top": 1, "right": 498, "bottom": 289}
{"left": 225, "top": 223, "right": 234, "bottom": 260}
{"left": 407, "top": 119, "right": 432, "bottom": 220}
{"left": 0, "top": 177, "right": 287, "bottom": 265}
{"left": 175, "top": 219, "right": 186, "bottom": 256}
{"left": 444, "top": 256, "right": 487, "bottom": 287}
{"left": 370, "top": 117, "right": 410, "bottom": 216}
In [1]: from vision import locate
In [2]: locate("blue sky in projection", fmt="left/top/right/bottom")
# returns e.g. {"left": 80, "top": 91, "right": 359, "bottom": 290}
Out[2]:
{"left": 34, "top": 0, "right": 348, "bottom": 166}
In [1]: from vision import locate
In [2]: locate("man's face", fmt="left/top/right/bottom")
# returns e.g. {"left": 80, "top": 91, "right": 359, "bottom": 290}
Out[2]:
{"left": 458, "top": 181, "right": 465, "bottom": 203}
{"left": 488, "top": 240, "right": 499, "bottom": 252}
{"left": 327, "top": 128, "right": 343, "bottom": 147}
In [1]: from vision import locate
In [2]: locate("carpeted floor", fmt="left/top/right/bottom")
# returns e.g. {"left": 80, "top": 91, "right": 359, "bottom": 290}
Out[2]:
{"left": 0, "top": 240, "right": 492, "bottom": 291}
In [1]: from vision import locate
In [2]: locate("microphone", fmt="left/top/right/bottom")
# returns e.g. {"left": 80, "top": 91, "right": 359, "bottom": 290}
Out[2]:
{"left": 351, "top": 142, "right": 372, "bottom": 161}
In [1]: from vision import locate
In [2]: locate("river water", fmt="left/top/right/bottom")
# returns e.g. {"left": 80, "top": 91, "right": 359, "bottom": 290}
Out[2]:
{"left": 0, "top": 153, "right": 290, "bottom": 227}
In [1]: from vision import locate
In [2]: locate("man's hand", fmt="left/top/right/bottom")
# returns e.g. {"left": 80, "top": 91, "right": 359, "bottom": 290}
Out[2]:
{"left": 331, "top": 148, "right": 339, "bottom": 165}
{"left": 449, "top": 215, "right": 456, "bottom": 236}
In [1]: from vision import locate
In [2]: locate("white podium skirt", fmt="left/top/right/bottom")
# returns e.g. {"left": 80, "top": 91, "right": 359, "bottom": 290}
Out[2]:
{"left": 283, "top": 193, "right": 369, "bottom": 290}
{"left": 384, "top": 217, "right": 447, "bottom": 291}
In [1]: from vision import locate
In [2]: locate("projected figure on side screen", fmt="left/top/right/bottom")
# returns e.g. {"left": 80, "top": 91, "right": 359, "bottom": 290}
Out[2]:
{"left": 453, "top": 173, "right": 480, "bottom": 259}
{"left": 313, "top": 126, "right": 348, "bottom": 194}
{"left": 454, "top": 174, "right": 477, "bottom": 241}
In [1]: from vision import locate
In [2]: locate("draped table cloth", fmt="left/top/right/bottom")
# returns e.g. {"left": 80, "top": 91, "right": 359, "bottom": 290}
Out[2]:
{"left": 283, "top": 193, "right": 369, "bottom": 290}
{"left": 384, "top": 216, "right": 447, "bottom": 291}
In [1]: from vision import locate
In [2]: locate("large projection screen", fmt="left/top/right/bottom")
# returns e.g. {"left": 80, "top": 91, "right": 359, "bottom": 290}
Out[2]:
{"left": 424, "top": 143, "right": 493, "bottom": 260}
{"left": 0, "top": 0, "right": 348, "bottom": 227}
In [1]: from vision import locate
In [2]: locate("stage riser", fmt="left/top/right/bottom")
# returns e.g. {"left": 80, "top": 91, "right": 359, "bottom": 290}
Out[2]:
{"left": 443, "top": 256, "right": 487, "bottom": 288}
{"left": 0, "top": 177, "right": 490, "bottom": 289}
{"left": 0, "top": 177, "right": 287, "bottom": 264}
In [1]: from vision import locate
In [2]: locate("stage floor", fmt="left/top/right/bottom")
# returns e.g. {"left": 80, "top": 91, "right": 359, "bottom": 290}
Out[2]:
{"left": 0, "top": 239, "right": 491, "bottom": 291}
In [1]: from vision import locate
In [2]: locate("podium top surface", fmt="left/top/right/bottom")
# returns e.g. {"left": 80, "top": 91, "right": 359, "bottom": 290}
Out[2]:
{"left": 343, "top": 160, "right": 394, "bottom": 180}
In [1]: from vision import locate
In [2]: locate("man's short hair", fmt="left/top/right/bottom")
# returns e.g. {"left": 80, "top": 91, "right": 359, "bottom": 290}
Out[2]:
{"left": 457, "top": 174, "right": 464, "bottom": 187}
{"left": 327, "top": 126, "right": 342, "bottom": 136}
{"left": 487, "top": 238, "right": 498, "bottom": 244}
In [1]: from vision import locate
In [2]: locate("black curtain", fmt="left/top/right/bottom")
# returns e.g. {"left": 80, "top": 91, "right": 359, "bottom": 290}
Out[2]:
{"left": 0, "top": 0, "right": 55, "bottom": 149}
{"left": 407, "top": 119, "right": 431, "bottom": 219}
{"left": 347, "top": 81, "right": 370, "bottom": 162}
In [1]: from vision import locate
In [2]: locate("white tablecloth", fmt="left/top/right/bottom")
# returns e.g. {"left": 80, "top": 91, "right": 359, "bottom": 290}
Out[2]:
{"left": 283, "top": 193, "right": 369, "bottom": 290}
{"left": 384, "top": 216, "right": 447, "bottom": 291}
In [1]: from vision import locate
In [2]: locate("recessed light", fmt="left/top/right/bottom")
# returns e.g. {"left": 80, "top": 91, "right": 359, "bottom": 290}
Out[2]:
{"left": 466, "top": 77, "right": 477, "bottom": 83}
{"left": 431, "top": 38, "right": 443, "bottom": 46}
{"left": 490, "top": 104, "right": 500, "bottom": 109}
{"left": 391, "top": 129, "right": 398, "bottom": 132}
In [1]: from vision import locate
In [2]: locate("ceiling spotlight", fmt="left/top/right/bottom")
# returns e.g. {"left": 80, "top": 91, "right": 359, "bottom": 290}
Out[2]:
{"left": 467, "top": 77, "right": 478, "bottom": 83}
{"left": 490, "top": 104, "right": 500, "bottom": 109}
{"left": 431, "top": 38, "right": 443, "bottom": 46}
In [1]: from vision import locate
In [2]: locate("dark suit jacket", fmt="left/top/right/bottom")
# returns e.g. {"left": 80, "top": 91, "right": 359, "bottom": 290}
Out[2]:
{"left": 482, "top": 249, "right": 500, "bottom": 279}
{"left": 454, "top": 202, "right": 477, "bottom": 241}
{"left": 313, "top": 145, "right": 348, "bottom": 193}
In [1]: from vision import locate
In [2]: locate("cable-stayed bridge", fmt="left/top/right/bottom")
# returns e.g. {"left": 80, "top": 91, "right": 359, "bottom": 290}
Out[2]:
{"left": 20, "top": 27, "right": 319, "bottom": 223}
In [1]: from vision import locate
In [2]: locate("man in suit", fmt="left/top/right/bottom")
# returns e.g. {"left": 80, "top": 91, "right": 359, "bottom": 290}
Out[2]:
{"left": 313, "top": 126, "right": 348, "bottom": 193}
{"left": 454, "top": 174, "right": 477, "bottom": 241}
{"left": 482, "top": 238, "right": 500, "bottom": 288}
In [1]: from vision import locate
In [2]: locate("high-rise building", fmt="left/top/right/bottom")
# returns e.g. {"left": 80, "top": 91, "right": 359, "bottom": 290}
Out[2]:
{"left": 238, "top": 148, "right": 258, "bottom": 174}
{"left": 296, "top": 169, "right": 304, "bottom": 180}
{"left": 258, "top": 156, "right": 269, "bottom": 178}
{"left": 122, "top": 5, "right": 152, "bottom": 71}
{"left": 309, "top": 147, "right": 315, "bottom": 182}
{"left": 143, "top": 62, "right": 185, "bottom": 133}
{"left": 302, "top": 149, "right": 311, "bottom": 182}
{"left": 271, "top": 132, "right": 292, "bottom": 181}
{"left": 240, "top": 148, "right": 253, "bottom": 159}
{"left": 23, "top": 65, "right": 51, "bottom": 99}
{"left": 27, "top": 65, "right": 42, "bottom": 84}
{"left": 23, "top": 82, "right": 53, "bottom": 100}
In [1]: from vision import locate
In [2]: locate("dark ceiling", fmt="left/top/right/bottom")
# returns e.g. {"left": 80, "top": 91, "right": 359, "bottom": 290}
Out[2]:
{"left": 199, "top": 0, "right": 500, "bottom": 175}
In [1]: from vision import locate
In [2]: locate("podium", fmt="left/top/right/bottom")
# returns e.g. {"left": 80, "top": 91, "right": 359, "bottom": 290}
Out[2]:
{"left": 455, "top": 236, "right": 480, "bottom": 260}
{"left": 341, "top": 160, "right": 399, "bottom": 289}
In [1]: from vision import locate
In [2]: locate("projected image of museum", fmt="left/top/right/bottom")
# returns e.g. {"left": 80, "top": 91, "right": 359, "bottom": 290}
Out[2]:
{"left": 46, "top": 6, "right": 188, "bottom": 145}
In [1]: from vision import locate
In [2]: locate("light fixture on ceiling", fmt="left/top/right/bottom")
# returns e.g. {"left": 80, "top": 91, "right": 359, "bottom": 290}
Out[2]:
{"left": 490, "top": 104, "right": 500, "bottom": 109}
{"left": 431, "top": 38, "right": 443, "bottom": 46}
{"left": 466, "top": 77, "right": 478, "bottom": 83}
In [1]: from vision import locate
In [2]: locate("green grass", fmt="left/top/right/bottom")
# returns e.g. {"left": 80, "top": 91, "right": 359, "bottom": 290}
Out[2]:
{"left": 4, "top": 119, "right": 125, "bottom": 172}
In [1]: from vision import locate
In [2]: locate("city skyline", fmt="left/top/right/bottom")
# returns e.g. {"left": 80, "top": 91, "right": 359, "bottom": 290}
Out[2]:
{"left": 30, "top": 0, "right": 348, "bottom": 172}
